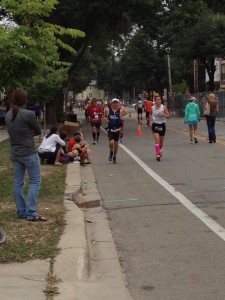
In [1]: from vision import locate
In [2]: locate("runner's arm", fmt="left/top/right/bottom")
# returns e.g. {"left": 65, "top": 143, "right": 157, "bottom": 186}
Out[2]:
{"left": 104, "top": 108, "right": 109, "bottom": 123}
{"left": 163, "top": 106, "right": 170, "bottom": 119}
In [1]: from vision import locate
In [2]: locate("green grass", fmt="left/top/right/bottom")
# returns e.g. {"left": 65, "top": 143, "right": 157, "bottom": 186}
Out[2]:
{"left": 0, "top": 139, "right": 67, "bottom": 263}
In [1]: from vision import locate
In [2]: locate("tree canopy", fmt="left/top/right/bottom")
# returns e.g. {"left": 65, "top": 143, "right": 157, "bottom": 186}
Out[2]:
{"left": 0, "top": 0, "right": 84, "bottom": 99}
{"left": 1, "top": 0, "right": 225, "bottom": 105}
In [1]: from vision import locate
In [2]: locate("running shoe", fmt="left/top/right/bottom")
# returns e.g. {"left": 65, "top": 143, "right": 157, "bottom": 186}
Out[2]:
{"left": 113, "top": 156, "right": 117, "bottom": 164}
{"left": 194, "top": 137, "right": 198, "bottom": 144}
{"left": 93, "top": 140, "right": 97, "bottom": 145}
{"left": 156, "top": 154, "right": 161, "bottom": 161}
{"left": 108, "top": 152, "right": 113, "bottom": 161}
{"left": 190, "top": 140, "right": 193, "bottom": 144}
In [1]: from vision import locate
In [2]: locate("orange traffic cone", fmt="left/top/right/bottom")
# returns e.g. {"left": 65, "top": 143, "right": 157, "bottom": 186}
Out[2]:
{"left": 136, "top": 122, "right": 142, "bottom": 136}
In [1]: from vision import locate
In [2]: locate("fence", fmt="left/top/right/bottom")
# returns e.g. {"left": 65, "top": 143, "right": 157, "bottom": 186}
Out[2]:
{"left": 168, "top": 92, "right": 225, "bottom": 120}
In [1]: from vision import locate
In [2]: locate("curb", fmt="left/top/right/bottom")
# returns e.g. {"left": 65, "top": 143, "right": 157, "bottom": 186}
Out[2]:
{"left": 53, "top": 163, "right": 89, "bottom": 299}
{"left": 52, "top": 162, "right": 133, "bottom": 300}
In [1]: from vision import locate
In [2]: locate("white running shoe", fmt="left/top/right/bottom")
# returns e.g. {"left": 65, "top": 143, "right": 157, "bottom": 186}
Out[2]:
{"left": 156, "top": 154, "right": 161, "bottom": 161}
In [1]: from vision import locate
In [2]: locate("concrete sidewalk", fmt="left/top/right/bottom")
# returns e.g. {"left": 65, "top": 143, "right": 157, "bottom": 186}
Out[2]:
{"left": 0, "top": 130, "right": 132, "bottom": 300}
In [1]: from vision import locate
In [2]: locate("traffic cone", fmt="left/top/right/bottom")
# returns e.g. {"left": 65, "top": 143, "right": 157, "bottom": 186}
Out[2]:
{"left": 136, "top": 121, "right": 142, "bottom": 136}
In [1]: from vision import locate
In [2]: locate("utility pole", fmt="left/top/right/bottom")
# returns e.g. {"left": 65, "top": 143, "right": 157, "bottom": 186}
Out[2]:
{"left": 194, "top": 59, "right": 199, "bottom": 95}
{"left": 167, "top": 54, "right": 172, "bottom": 96}
{"left": 133, "top": 86, "right": 136, "bottom": 103}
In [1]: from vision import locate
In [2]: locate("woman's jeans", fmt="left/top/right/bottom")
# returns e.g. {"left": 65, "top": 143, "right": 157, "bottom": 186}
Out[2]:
{"left": 12, "top": 153, "right": 41, "bottom": 219}
{"left": 206, "top": 116, "right": 216, "bottom": 142}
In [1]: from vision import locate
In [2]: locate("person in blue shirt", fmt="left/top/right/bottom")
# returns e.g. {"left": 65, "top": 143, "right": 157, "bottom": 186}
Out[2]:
{"left": 184, "top": 96, "right": 200, "bottom": 144}
{"left": 104, "top": 98, "right": 123, "bottom": 163}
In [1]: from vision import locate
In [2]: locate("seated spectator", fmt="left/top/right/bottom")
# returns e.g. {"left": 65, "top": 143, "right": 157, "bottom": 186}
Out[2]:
{"left": 80, "top": 134, "right": 91, "bottom": 164}
{"left": 67, "top": 135, "right": 91, "bottom": 164}
{"left": 38, "top": 127, "right": 66, "bottom": 165}
{"left": 59, "top": 131, "right": 68, "bottom": 154}
{"left": 68, "top": 132, "right": 82, "bottom": 152}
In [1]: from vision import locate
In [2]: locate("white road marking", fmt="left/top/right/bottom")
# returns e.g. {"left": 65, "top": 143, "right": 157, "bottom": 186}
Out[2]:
{"left": 119, "top": 144, "right": 225, "bottom": 242}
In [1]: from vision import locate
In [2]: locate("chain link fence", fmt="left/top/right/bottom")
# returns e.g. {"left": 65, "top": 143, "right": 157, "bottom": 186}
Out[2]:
{"left": 167, "top": 92, "right": 225, "bottom": 121}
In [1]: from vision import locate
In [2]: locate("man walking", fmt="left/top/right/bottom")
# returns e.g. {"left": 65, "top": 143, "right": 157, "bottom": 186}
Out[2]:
{"left": 84, "top": 98, "right": 103, "bottom": 144}
{"left": 135, "top": 97, "right": 144, "bottom": 124}
{"left": 145, "top": 97, "right": 152, "bottom": 126}
{"left": 104, "top": 98, "right": 123, "bottom": 163}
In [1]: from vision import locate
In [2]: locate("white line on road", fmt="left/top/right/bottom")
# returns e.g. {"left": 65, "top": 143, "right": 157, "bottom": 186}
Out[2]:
{"left": 119, "top": 143, "right": 225, "bottom": 242}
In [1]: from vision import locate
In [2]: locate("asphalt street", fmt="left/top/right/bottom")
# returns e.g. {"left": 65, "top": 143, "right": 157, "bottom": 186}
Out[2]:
{"left": 81, "top": 108, "right": 225, "bottom": 300}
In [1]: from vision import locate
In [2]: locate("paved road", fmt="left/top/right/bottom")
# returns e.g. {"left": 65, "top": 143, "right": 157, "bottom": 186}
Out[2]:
{"left": 80, "top": 109, "right": 225, "bottom": 300}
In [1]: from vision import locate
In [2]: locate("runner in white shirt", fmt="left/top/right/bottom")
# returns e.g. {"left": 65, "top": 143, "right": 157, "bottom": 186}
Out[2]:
{"left": 151, "top": 96, "right": 170, "bottom": 161}
{"left": 135, "top": 97, "right": 144, "bottom": 124}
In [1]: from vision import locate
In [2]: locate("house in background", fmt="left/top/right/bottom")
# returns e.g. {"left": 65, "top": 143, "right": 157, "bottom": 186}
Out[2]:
{"left": 220, "top": 59, "right": 225, "bottom": 89}
{"left": 205, "top": 58, "right": 225, "bottom": 90}
{"left": 75, "top": 80, "right": 105, "bottom": 102}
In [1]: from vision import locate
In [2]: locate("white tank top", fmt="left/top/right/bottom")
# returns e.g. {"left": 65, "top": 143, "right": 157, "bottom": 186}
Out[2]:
{"left": 152, "top": 104, "right": 166, "bottom": 124}
{"left": 137, "top": 100, "right": 143, "bottom": 108}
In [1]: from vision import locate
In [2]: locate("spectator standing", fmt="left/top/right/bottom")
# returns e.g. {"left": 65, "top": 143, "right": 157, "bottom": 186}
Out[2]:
{"left": 34, "top": 102, "right": 41, "bottom": 120}
{"left": 184, "top": 96, "right": 200, "bottom": 144}
{"left": 204, "top": 93, "right": 219, "bottom": 143}
{"left": 5, "top": 89, "right": 47, "bottom": 221}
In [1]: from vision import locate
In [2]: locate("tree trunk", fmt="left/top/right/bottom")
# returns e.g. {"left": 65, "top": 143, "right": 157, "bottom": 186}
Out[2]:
{"left": 46, "top": 91, "right": 64, "bottom": 125}
{"left": 205, "top": 56, "right": 216, "bottom": 92}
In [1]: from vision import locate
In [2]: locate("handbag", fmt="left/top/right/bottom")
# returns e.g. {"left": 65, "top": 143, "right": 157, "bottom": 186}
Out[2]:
{"left": 203, "top": 103, "right": 210, "bottom": 116}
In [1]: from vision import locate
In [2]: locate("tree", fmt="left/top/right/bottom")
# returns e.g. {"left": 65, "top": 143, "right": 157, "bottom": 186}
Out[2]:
{"left": 116, "top": 29, "right": 169, "bottom": 97}
{"left": 49, "top": 0, "right": 166, "bottom": 93}
{"left": 0, "top": 0, "right": 85, "bottom": 98}
{"left": 163, "top": 0, "right": 225, "bottom": 91}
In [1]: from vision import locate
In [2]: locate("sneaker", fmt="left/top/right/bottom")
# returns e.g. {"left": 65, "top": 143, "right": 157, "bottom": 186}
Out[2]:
{"left": 113, "top": 156, "right": 117, "bottom": 164}
{"left": 190, "top": 140, "right": 193, "bottom": 144}
{"left": 119, "top": 138, "right": 123, "bottom": 144}
{"left": 83, "top": 159, "right": 91, "bottom": 164}
{"left": 108, "top": 152, "right": 113, "bottom": 161}
{"left": 156, "top": 154, "right": 160, "bottom": 161}
{"left": 194, "top": 137, "right": 198, "bottom": 144}
{"left": 160, "top": 150, "right": 163, "bottom": 158}
{"left": 55, "top": 161, "right": 61, "bottom": 166}
{"left": 93, "top": 140, "right": 97, "bottom": 145}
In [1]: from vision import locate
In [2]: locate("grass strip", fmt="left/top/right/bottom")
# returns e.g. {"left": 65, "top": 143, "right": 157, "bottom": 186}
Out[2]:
{"left": 0, "top": 138, "right": 67, "bottom": 263}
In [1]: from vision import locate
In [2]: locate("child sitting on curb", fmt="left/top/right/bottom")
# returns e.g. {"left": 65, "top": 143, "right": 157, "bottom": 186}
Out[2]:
{"left": 67, "top": 135, "right": 91, "bottom": 165}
